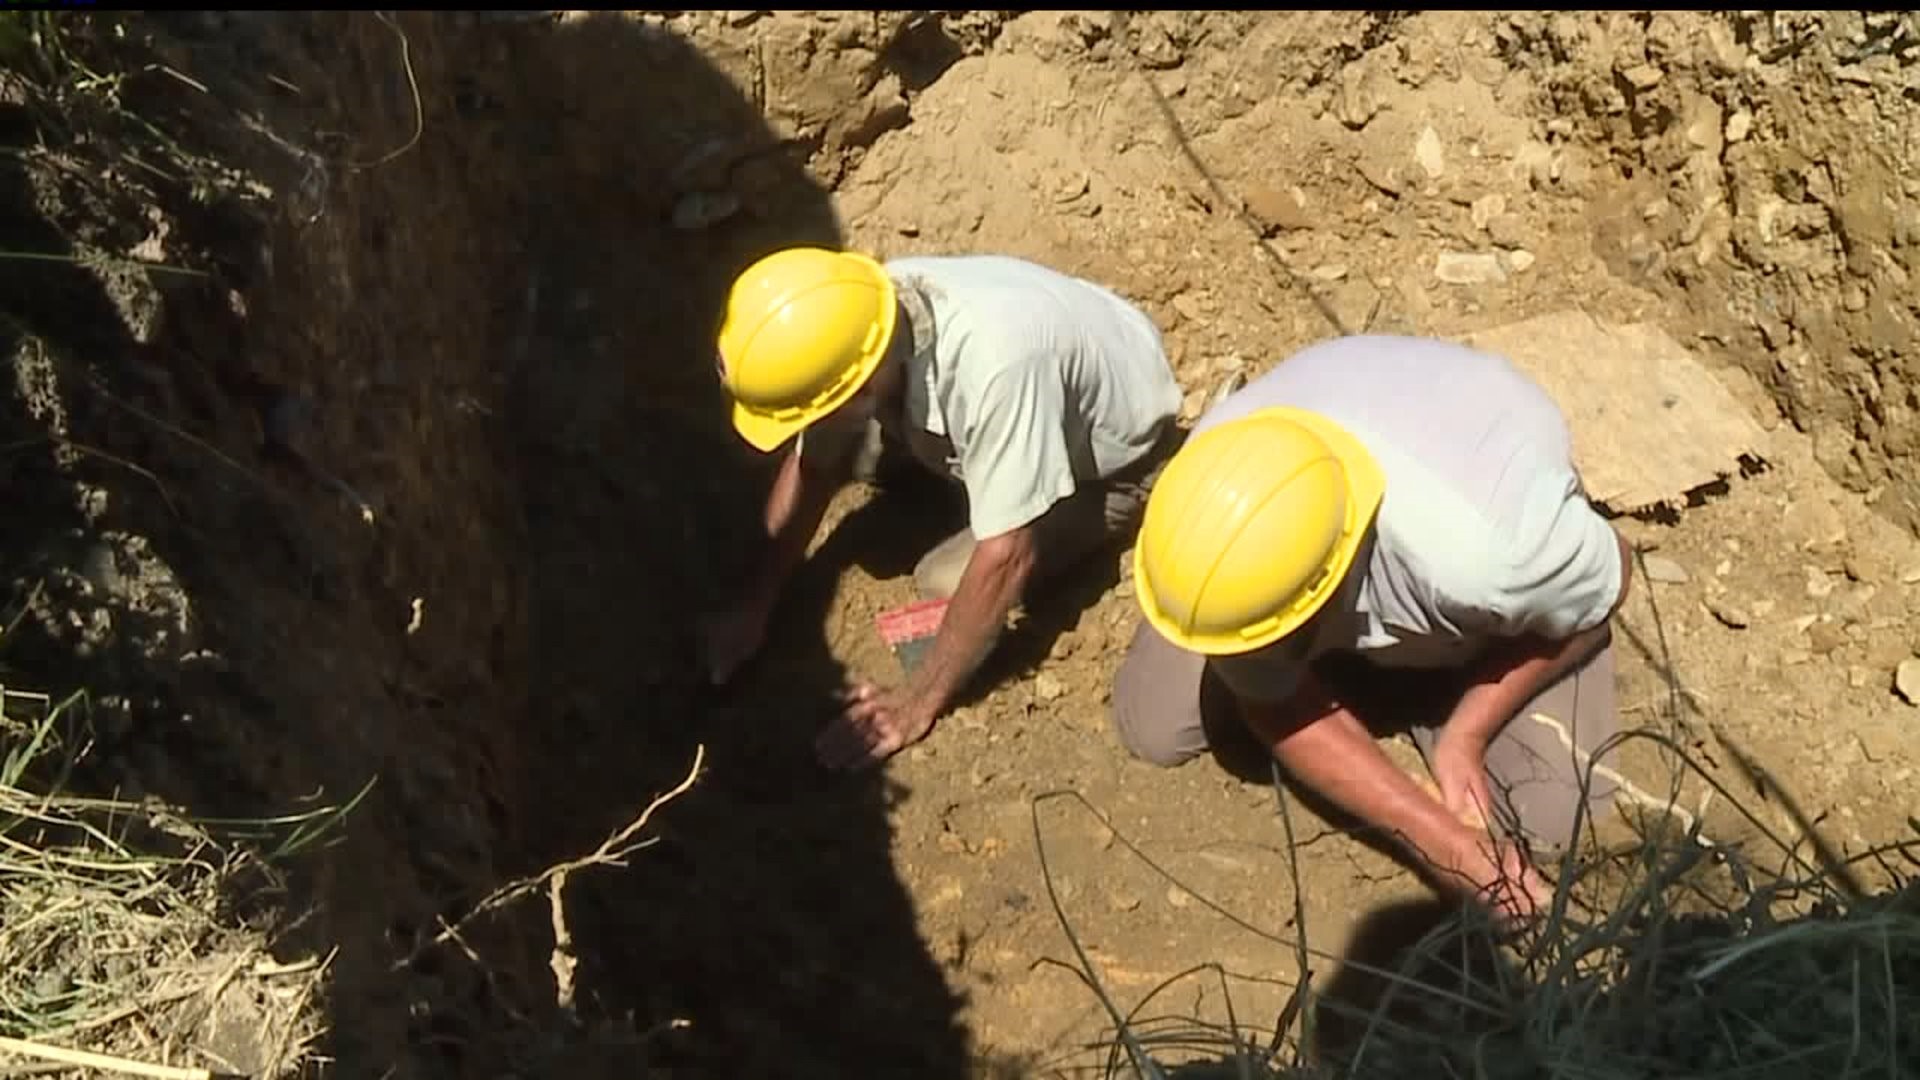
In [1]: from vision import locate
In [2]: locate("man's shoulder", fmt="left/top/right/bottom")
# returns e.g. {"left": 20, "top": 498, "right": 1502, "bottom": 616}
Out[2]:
{"left": 886, "top": 252, "right": 1053, "bottom": 285}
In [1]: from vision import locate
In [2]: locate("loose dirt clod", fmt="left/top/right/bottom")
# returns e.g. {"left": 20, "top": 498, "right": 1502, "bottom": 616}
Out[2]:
{"left": 1895, "top": 658, "right": 1920, "bottom": 705}
{"left": 1643, "top": 555, "right": 1691, "bottom": 584}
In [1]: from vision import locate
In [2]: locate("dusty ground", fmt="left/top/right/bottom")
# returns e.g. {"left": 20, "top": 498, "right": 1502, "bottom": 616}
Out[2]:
{"left": 0, "top": 9, "right": 1916, "bottom": 1079}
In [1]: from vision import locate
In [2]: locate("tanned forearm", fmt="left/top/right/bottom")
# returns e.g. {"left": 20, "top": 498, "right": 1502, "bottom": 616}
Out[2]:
{"left": 1243, "top": 677, "right": 1464, "bottom": 862}
{"left": 746, "top": 448, "right": 843, "bottom": 614}
{"left": 904, "top": 529, "right": 1036, "bottom": 720}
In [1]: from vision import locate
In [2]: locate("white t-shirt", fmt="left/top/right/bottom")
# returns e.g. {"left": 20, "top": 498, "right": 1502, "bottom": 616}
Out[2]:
{"left": 813, "top": 255, "right": 1181, "bottom": 539}
{"left": 1197, "top": 335, "right": 1625, "bottom": 703}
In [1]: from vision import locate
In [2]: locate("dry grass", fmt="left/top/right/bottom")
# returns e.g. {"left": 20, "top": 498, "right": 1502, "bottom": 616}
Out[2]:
{"left": 0, "top": 685, "right": 356, "bottom": 1078}
{"left": 0, "top": 14, "right": 352, "bottom": 1077}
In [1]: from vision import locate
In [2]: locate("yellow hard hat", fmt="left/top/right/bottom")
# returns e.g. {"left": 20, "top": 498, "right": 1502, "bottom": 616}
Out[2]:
{"left": 1132, "top": 406, "right": 1386, "bottom": 656}
{"left": 716, "top": 246, "right": 899, "bottom": 452}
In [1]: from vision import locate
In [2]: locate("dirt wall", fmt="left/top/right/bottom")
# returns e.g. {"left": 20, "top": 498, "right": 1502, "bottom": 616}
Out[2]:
{"left": 1496, "top": 11, "right": 1920, "bottom": 528}
{"left": 1, "top": 9, "right": 970, "bottom": 1078}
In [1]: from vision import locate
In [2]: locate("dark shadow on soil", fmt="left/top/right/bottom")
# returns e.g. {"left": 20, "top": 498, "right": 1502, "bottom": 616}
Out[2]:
{"left": 1305, "top": 897, "right": 1516, "bottom": 1072}
{"left": 421, "top": 12, "right": 975, "bottom": 1078}
{"left": 1, "top": 11, "right": 970, "bottom": 1080}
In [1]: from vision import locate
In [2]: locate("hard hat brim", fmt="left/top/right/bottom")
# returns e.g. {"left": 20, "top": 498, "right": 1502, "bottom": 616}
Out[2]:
{"left": 731, "top": 399, "right": 805, "bottom": 453}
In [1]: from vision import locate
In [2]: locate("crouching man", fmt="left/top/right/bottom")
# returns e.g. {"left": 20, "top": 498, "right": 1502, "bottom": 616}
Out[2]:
{"left": 1114, "top": 333, "right": 1633, "bottom": 921}
{"left": 702, "top": 247, "right": 1182, "bottom": 771}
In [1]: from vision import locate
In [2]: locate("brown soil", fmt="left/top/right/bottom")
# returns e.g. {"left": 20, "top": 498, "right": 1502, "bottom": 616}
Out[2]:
{"left": 1, "top": 9, "right": 1916, "bottom": 1079}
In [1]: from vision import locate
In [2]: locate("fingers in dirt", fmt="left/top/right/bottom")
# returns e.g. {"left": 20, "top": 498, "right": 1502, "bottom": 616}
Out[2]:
{"left": 835, "top": 682, "right": 875, "bottom": 705}
{"left": 816, "top": 717, "right": 879, "bottom": 772}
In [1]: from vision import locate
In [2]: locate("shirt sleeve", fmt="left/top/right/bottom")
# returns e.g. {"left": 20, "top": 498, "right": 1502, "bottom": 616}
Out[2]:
{"left": 1443, "top": 469, "right": 1624, "bottom": 640}
{"left": 954, "top": 358, "right": 1078, "bottom": 539}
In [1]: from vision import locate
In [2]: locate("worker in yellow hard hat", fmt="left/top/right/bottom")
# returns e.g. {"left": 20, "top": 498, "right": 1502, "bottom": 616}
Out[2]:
{"left": 701, "top": 246, "right": 1185, "bottom": 771}
{"left": 1114, "top": 333, "right": 1636, "bottom": 924}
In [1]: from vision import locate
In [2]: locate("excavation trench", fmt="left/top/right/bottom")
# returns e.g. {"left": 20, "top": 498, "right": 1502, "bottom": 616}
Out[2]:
{"left": 5, "top": 8, "right": 1920, "bottom": 1079}
{"left": 0, "top": 11, "right": 975, "bottom": 1078}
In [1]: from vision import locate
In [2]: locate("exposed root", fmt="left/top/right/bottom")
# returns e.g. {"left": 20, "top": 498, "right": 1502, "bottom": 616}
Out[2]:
{"left": 399, "top": 744, "right": 708, "bottom": 1017}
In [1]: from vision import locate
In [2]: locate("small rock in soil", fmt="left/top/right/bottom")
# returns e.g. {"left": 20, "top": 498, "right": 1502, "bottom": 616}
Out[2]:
{"left": 1725, "top": 108, "right": 1754, "bottom": 143}
{"left": 1705, "top": 596, "right": 1750, "bottom": 628}
{"left": 1326, "top": 278, "right": 1383, "bottom": 333}
{"left": 1643, "top": 554, "right": 1691, "bottom": 584}
{"left": 1506, "top": 249, "right": 1537, "bottom": 273}
{"left": 1335, "top": 63, "right": 1384, "bottom": 130}
{"left": 1620, "top": 63, "right": 1665, "bottom": 90}
{"left": 1894, "top": 657, "right": 1920, "bottom": 706}
{"left": 1413, "top": 125, "right": 1446, "bottom": 179}
{"left": 1434, "top": 251, "right": 1507, "bottom": 285}
{"left": 1243, "top": 184, "right": 1313, "bottom": 233}
{"left": 1487, "top": 212, "right": 1528, "bottom": 249}
{"left": 1470, "top": 193, "right": 1507, "bottom": 231}
{"left": 1034, "top": 672, "right": 1066, "bottom": 702}
{"left": 1684, "top": 97, "right": 1725, "bottom": 151}
{"left": 1806, "top": 620, "right": 1848, "bottom": 656}
{"left": 1356, "top": 151, "right": 1407, "bottom": 197}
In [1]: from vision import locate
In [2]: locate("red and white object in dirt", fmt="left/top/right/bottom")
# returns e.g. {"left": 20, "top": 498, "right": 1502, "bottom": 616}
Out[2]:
{"left": 874, "top": 597, "right": 950, "bottom": 675}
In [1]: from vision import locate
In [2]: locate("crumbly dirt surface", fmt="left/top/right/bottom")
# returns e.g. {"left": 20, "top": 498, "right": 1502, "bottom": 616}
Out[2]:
{"left": 1, "top": 9, "right": 1917, "bottom": 1080}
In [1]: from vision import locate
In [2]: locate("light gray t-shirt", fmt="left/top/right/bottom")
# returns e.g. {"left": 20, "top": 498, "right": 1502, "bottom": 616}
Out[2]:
{"left": 806, "top": 255, "right": 1181, "bottom": 539}
{"left": 1201, "top": 335, "right": 1625, "bottom": 704}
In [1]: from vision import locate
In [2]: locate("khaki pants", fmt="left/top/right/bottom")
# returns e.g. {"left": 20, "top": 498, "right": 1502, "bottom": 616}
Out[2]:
{"left": 1110, "top": 618, "right": 1622, "bottom": 853}
{"left": 853, "top": 420, "right": 1181, "bottom": 601}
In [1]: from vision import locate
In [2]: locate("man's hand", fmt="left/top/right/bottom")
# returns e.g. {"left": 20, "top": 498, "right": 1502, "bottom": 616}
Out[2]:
{"left": 1418, "top": 747, "right": 1551, "bottom": 928}
{"left": 696, "top": 605, "right": 770, "bottom": 686}
{"left": 1428, "top": 725, "right": 1495, "bottom": 831}
{"left": 1425, "top": 821, "right": 1551, "bottom": 927}
{"left": 816, "top": 680, "right": 937, "bottom": 770}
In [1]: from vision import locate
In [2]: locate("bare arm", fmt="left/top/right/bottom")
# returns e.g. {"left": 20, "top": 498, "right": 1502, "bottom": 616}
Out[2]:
{"left": 1242, "top": 673, "right": 1466, "bottom": 860}
{"left": 740, "top": 443, "right": 850, "bottom": 617}
{"left": 1242, "top": 674, "right": 1546, "bottom": 914}
{"left": 901, "top": 526, "right": 1036, "bottom": 723}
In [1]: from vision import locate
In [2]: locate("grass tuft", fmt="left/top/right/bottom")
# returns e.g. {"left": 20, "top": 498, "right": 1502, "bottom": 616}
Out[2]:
{"left": 0, "top": 684, "right": 349, "bottom": 1076}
